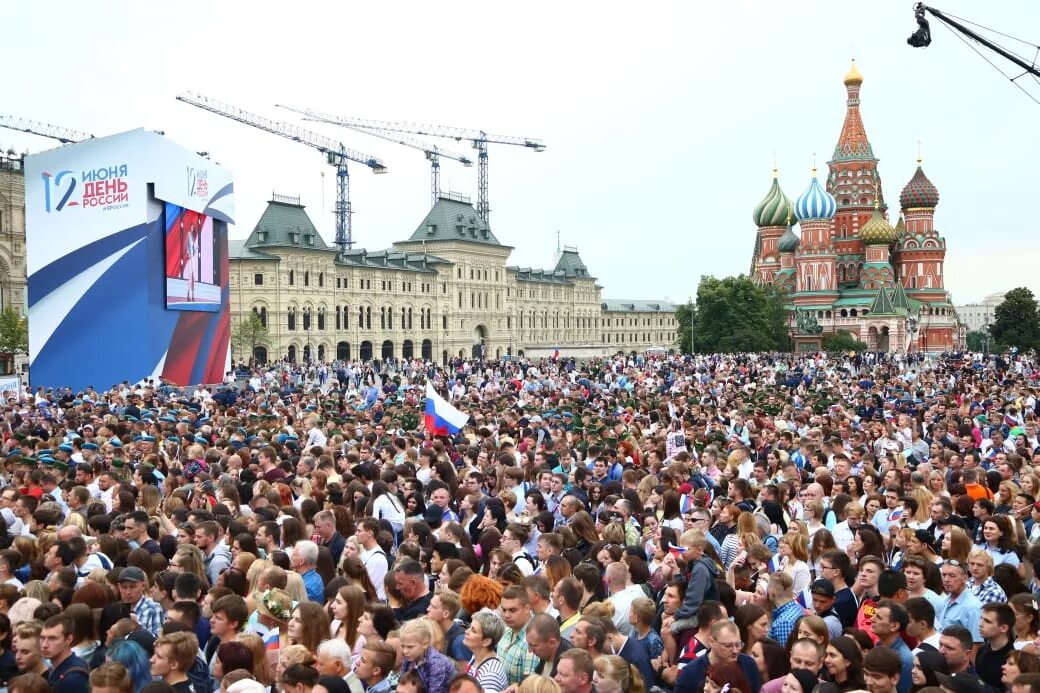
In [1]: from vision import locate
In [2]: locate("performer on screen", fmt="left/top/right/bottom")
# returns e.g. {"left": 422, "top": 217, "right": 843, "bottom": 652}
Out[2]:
{"left": 185, "top": 214, "right": 199, "bottom": 302}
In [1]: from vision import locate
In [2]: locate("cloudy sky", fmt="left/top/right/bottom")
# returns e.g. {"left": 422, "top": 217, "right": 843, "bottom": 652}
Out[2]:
{"left": 5, "top": 1, "right": 1038, "bottom": 306}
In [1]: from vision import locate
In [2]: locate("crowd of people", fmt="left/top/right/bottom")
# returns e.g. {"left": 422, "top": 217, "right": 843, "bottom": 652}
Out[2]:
{"left": 1, "top": 349, "right": 1040, "bottom": 693}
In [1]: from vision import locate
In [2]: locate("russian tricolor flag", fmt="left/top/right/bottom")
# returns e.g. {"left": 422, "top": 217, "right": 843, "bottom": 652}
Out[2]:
{"left": 424, "top": 382, "right": 470, "bottom": 436}
{"left": 668, "top": 543, "right": 687, "bottom": 560}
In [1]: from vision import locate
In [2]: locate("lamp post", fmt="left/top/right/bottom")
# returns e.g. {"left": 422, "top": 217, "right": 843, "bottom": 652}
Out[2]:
{"left": 984, "top": 322, "right": 992, "bottom": 354}
{"left": 906, "top": 308, "right": 920, "bottom": 355}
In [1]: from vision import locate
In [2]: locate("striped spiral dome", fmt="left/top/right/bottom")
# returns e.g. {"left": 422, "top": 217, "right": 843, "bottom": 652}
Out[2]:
{"left": 794, "top": 172, "right": 837, "bottom": 221}
{"left": 752, "top": 175, "right": 794, "bottom": 227}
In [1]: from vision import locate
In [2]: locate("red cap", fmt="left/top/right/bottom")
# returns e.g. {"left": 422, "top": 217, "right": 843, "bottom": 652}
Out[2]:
{"left": 679, "top": 483, "right": 693, "bottom": 495}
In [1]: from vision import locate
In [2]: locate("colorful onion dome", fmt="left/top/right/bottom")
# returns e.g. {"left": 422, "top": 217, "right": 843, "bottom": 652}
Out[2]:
{"left": 752, "top": 171, "right": 794, "bottom": 227}
{"left": 899, "top": 161, "right": 940, "bottom": 209}
{"left": 778, "top": 224, "right": 800, "bottom": 253}
{"left": 860, "top": 206, "right": 897, "bottom": 245}
{"left": 794, "top": 169, "right": 837, "bottom": 221}
{"left": 844, "top": 59, "right": 863, "bottom": 86}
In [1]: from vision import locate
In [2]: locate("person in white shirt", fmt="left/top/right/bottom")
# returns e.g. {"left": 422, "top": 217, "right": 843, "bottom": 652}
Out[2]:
{"left": 304, "top": 415, "right": 328, "bottom": 448}
{"left": 371, "top": 484, "right": 405, "bottom": 539}
{"left": 358, "top": 518, "right": 389, "bottom": 601}
{"left": 831, "top": 504, "right": 864, "bottom": 551}
{"left": 605, "top": 562, "right": 645, "bottom": 636}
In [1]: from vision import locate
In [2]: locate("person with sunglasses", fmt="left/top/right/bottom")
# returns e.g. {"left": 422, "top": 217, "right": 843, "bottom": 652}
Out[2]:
{"left": 938, "top": 559, "right": 983, "bottom": 646}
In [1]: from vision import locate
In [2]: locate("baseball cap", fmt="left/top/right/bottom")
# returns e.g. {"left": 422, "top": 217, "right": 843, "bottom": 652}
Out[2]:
{"left": 934, "top": 672, "right": 985, "bottom": 693}
{"left": 117, "top": 567, "right": 147, "bottom": 583}
{"left": 810, "top": 579, "right": 835, "bottom": 598}
{"left": 913, "top": 529, "right": 935, "bottom": 547}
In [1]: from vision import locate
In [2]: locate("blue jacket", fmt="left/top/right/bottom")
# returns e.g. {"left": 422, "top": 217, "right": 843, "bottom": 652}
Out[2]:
{"left": 678, "top": 652, "right": 761, "bottom": 693}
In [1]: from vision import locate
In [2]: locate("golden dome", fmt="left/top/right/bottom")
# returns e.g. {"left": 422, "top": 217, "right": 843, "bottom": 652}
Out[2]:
{"left": 844, "top": 59, "right": 863, "bottom": 86}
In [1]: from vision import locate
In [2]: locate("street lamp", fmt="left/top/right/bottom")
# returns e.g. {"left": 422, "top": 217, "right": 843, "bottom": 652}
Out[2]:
{"left": 906, "top": 308, "right": 920, "bottom": 355}
{"left": 984, "top": 322, "right": 992, "bottom": 354}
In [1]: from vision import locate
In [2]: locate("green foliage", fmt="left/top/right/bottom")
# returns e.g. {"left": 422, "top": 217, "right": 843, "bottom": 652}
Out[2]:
{"left": 990, "top": 287, "right": 1040, "bottom": 352}
{"left": 676, "top": 301, "right": 694, "bottom": 354}
{"left": 231, "top": 313, "right": 270, "bottom": 363}
{"left": 822, "top": 330, "right": 868, "bottom": 353}
{"left": 965, "top": 330, "right": 988, "bottom": 352}
{"left": 691, "top": 275, "right": 790, "bottom": 353}
{"left": 0, "top": 307, "right": 28, "bottom": 356}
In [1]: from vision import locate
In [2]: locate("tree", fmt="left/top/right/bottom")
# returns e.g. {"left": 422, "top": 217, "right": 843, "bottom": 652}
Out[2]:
{"left": 0, "top": 307, "right": 28, "bottom": 357}
{"left": 690, "top": 275, "right": 790, "bottom": 353}
{"left": 676, "top": 300, "right": 694, "bottom": 354}
{"left": 966, "top": 330, "right": 988, "bottom": 352}
{"left": 990, "top": 287, "right": 1040, "bottom": 352}
{"left": 231, "top": 313, "right": 270, "bottom": 365}
{"left": 822, "top": 330, "right": 868, "bottom": 353}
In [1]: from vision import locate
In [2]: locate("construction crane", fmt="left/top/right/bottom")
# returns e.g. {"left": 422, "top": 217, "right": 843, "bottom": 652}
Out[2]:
{"left": 175, "top": 92, "right": 388, "bottom": 252}
{"left": 278, "top": 104, "right": 475, "bottom": 208}
{"left": 0, "top": 117, "right": 93, "bottom": 144}
{"left": 279, "top": 114, "right": 545, "bottom": 224}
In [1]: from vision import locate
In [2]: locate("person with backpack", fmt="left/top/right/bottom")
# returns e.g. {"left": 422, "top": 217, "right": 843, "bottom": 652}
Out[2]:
{"left": 502, "top": 523, "right": 538, "bottom": 576}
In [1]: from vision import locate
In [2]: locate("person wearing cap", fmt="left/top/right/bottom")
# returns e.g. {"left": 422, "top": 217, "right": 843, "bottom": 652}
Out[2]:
{"left": 809, "top": 579, "right": 842, "bottom": 639}
{"left": 118, "top": 566, "right": 164, "bottom": 637}
{"left": 935, "top": 670, "right": 988, "bottom": 693}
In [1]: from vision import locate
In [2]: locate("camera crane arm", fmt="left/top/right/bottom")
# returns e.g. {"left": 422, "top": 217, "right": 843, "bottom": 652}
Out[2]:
{"left": 909, "top": 3, "right": 1040, "bottom": 80}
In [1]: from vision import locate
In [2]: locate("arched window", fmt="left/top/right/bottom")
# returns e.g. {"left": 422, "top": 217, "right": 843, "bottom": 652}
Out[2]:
{"left": 304, "top": 271, "right": 310, "bottom": 287}
{"left": 366, "top": 306, "right": 372, "bottom": 328}
{"left": 289, "top": 270, "right": 294, "bottom": 286}
{"left": 388, "top": 306, "right": 393, "bottom": 329}
{"left": 317, "top": 308, "right": 325, "bottom": 330}
{"left": 359, "top": 306, "right": 365, "bottom": 328}
{"left": 380, "top": 307, "right": 386, "bottom": 329}
{"left": 287, "top": 307, "right": 296, "bottom": 331}
{"left": 302, "top": 308, "right": 311, "bottom": 330}
{"left": 318, "top": 272, "right": 324, "bottom": 287}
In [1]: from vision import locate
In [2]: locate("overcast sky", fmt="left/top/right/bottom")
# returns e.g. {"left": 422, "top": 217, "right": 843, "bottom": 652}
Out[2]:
{"left": 5, "top": 1, "right": 1038, "bottom": 306}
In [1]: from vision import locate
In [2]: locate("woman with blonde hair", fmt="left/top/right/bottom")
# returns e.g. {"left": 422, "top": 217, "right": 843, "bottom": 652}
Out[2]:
{"left": 62, "top": 512, "right": 87, "bottom": 534}
{"left": 238, "top": 632, "right": 275, "bottom": 686}
{"left": 283, "top": 571, "right": 308, "bottom": 605}
{"left": 139, "top": 485, "right": 161, "bottom": 518}
{"left": 517, "top": 676, "right": 563, "bottom": 693}
{"left": 779, "top": 532, "right": 811, "bottom": 594}
{"left": 275, "top": 644, "right": 316, "bottom": 682}
{"left": 720, "top": 512, "right": 758, "bottom": 569}
{"left": 927, "top": 470, "right": 949, "bottom": 498}
{"left": 171, "top": 545, "right": 208, "bottom": 586}
{"left": 593, "top": 654, "right": 645, "bottom": 693}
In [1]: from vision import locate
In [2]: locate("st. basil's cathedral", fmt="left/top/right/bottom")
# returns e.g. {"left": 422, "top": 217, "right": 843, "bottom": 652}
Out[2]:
{"left": 749, "top": 61, "right": 963, "bottom": 352}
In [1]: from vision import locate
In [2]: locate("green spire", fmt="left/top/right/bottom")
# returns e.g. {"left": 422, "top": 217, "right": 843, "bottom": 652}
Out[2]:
{"left": 891, "top": 281, "right": 911, "bottom": 311}
{"left": 870, "top": 286, "right": 897, "bottom": 315}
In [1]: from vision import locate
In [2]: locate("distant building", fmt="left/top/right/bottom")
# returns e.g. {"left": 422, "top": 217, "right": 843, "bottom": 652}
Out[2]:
{"left": 0, "top": 152, "right": 27, "bottom": 375}
{"left": 955, "top": 292, "right": 1006, "bottom": 333}
{"left": 228, "top": 192, "right": 677, "bottom": 364}
{"left": 749, "top": 60, "right": 960, "bottom": 352}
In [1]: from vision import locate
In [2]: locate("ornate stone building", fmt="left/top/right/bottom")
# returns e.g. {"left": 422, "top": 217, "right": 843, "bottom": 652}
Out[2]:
{"left": 0, "top": 153, "right": 27, "bottom": 375}
{"left": 230, "top": 192, "right": 677, "bottom": 364}
{"left": 749, "top": 61, "right": 960, "bottom": 352}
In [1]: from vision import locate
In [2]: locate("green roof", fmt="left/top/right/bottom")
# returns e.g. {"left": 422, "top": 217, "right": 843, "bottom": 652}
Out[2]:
{"left": 602, "top": 299, "right": 676, "bottom": 312}
{"left": 408, "top": 196, "right": 503, "bottom": 246}
{"left": 229, "top": 240, "right": 279, "bottom": 260}
{"left": 244, "top": 198, "right": 331, "bottom": 251}
{"left": 891, "top": 282, "right": 911, "bottom": 311}
{"left": 869, "top": 286, "right": 898, "bottom": 315}
{"left": 554, "top": 248, "right": 593, "bottom": 279}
